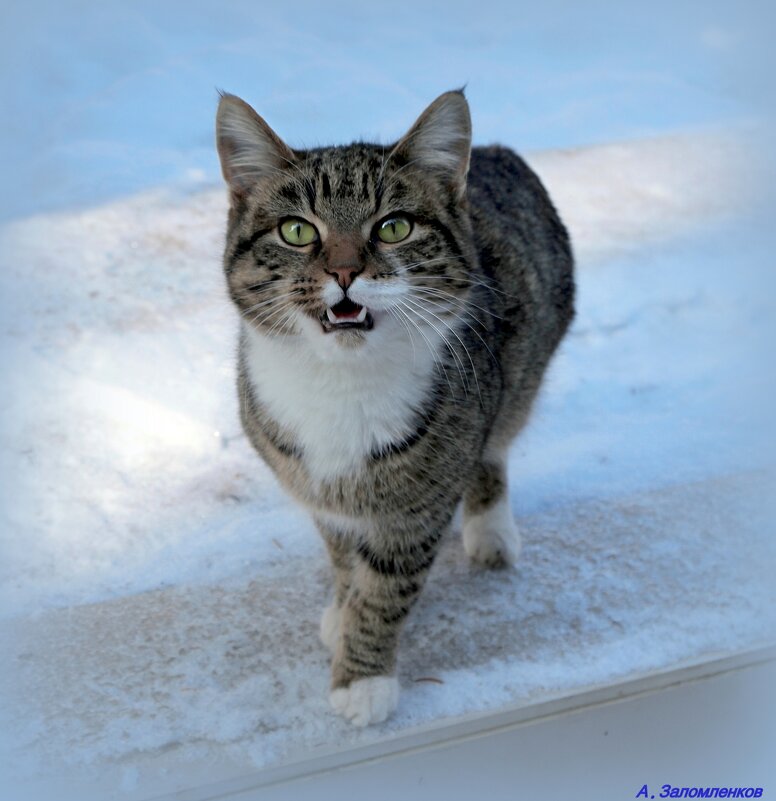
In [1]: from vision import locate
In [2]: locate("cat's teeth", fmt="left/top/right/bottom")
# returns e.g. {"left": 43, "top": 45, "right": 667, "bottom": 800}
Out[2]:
{"left": 325, "top": 305, "right": 369, "bottom": 324}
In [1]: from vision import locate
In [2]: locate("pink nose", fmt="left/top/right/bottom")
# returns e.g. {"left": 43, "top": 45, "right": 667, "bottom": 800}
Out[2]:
{"left": 325, "top": 265, "right": 362, "bottom": 290}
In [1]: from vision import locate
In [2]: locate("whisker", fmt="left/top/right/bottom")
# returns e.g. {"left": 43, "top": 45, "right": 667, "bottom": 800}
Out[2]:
{"left": 411, "top": 285, "right": 502, "bottom": 321}
{"left": 265, "top": 304, "right": 299, "bottom": 338}
{"left": 392, "top": 255, "right": 516, "bottom": 302}
{"left": 403, "top": 295, "right": 483, "bottom": 406}
{"left": 397, "top": 299, "right": 466, "bottom": 398}
{"left": 451, "top": 275, "right": 517, "bottom": 299}
{"left": 392, "top": 303, "right": 455, "bottom": 398}
{"left": 241, "top": 290, "right": 303, "bottom": 316}
{"left": 393, "top": 255, "right": 468, "bottom": 273}
{"left": 437, "top": 301, "right": 500, "bottom": 368}
{"left": 387, "top": 307, "right": 417, "bottom": 365}
{"left": 247, "top": 298, "right": 298, "bottom": 329}
{"left": 234, "top": 283, "right": 295, "bottom": 303}
{"left": 407, "top": 289, "right": 499, "bottom": 372}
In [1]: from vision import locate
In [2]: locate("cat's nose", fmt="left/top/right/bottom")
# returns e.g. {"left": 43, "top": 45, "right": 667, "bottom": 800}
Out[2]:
{"left": 325, "top": 264, "right": 363, "bottom": 291}
{"left": 323, "top": 234, "right": 364, "bottom": 290}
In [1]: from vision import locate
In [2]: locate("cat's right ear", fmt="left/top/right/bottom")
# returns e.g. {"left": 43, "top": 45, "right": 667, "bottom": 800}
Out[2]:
{"left": 215, "top": 93, "right": 296, "bottom": 199}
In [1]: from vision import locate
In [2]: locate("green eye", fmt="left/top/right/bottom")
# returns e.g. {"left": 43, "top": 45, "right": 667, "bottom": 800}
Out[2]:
{"left": 280, "top": 218, "right": 318, "bottom": 246}
{"left": 376, "top": 215, "right": 412, "bottom": 244}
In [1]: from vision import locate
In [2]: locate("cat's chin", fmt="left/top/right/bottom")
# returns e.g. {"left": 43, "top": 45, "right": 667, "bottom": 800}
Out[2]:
{"left": 326, "top": 327, "right": 370, "bottom": 349}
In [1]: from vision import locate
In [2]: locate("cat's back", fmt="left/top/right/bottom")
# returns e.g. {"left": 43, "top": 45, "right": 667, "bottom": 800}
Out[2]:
{"left": 467, "top": 145, "right": 574, "bottom": 346}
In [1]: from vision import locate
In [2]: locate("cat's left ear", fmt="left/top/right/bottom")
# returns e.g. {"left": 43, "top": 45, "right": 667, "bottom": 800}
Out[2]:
{"left": 215, "top": 92, "right": 296, "bottom": 200}
{"left": 391, "top": 90, "right": 472, "bottom": 199}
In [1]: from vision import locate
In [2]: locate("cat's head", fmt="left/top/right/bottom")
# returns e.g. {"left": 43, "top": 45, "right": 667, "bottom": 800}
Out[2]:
{"left": 216, "top": 90, "right": 476, "bottom": 356}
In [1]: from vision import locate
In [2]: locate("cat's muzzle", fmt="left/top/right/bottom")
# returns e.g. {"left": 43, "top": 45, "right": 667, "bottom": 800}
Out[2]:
{"left": 321, "top": 298, "right": 374, "bottom": 333}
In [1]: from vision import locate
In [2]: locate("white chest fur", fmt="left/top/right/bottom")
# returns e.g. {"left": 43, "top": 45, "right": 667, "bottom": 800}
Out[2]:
{"left": 242, "top": 320, "right": 438, "bottom": 483}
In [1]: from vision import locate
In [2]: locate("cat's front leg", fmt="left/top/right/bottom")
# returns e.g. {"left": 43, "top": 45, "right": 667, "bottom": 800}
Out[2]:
{"left": 328, "top": 526, "right": 443, "bottom": 726}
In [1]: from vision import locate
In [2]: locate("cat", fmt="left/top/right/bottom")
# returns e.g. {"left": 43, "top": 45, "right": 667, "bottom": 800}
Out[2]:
{"left": 215, "top": 89, "right": 574, "bottom": 726}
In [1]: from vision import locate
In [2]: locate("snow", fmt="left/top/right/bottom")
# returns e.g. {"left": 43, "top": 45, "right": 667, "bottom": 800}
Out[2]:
{"left": 1, "top": 1, "right": 775, "bottom": 798}
{"left": 1, "top": 132, "right": 769, "bottom": 616}
{"left": 2, "top": 0, "right": 772, "bottom": 222}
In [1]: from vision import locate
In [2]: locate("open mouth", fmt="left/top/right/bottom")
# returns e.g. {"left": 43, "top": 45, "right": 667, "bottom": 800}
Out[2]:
{"left": 320, "top": 297, "right": 374, "bottom": 333}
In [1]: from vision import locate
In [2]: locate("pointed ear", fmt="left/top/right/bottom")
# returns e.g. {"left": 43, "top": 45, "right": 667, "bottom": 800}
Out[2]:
{"left": 215, "top": 93, "right": 296, "bottom": 197}
{"left": 390, "top": 90, "right": 472, "bottom": 198}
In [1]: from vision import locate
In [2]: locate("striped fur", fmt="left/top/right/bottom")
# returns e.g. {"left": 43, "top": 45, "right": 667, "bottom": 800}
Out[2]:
{"left": 216, "top": 90, "right": 575, "bottom": 725}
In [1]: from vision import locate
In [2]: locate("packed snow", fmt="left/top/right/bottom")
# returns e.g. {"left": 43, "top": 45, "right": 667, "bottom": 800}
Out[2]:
{"left": 0, "top": 131, "right": 769, "bottom": 616}
{"left": 0, "top": 1, "right": 774, "bottom": 799}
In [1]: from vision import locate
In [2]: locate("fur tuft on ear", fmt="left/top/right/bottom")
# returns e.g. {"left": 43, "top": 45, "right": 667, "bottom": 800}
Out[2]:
{"left": 390, "top": 90, "right": 472, "bottom": 198}
{"left": 215, "top": 93, "right": 295, "bottom": 197}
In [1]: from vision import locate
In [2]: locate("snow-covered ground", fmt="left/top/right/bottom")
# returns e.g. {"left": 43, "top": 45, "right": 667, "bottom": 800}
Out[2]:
{"left": 1, "top": 2, "right": 775, "bottom": 799}
{"left": 0, "top": 131, "right": 771, "bottom": 615}
{"left": 2, "top": 0, "right": 773, "bottom": 223}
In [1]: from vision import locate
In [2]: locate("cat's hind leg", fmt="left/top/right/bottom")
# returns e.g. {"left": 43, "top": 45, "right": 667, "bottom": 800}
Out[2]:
{"left": 319, "top": 601, "right": 342, "bottom": 653}
{"left": 317, "top": 524, "right": 355, "bottom": 652}
{"left": 462, "top": 447, "right": 521, "bottom": 568}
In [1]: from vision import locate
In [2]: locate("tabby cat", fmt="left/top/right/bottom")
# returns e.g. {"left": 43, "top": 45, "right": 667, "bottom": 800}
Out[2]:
{"left": 215, "top": 90, "right": 574, "bottom": 726}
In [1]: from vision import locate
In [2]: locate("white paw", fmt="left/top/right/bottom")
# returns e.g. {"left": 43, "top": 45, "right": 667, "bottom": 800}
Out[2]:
{"left": 463, "top": 499, "right": 522, "bottom": 567}
{"left": 329, "top": 676, "right": 400, "bottom": 726}
{"left": 319, "top": 602, "right": 342, "bottom": 652}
